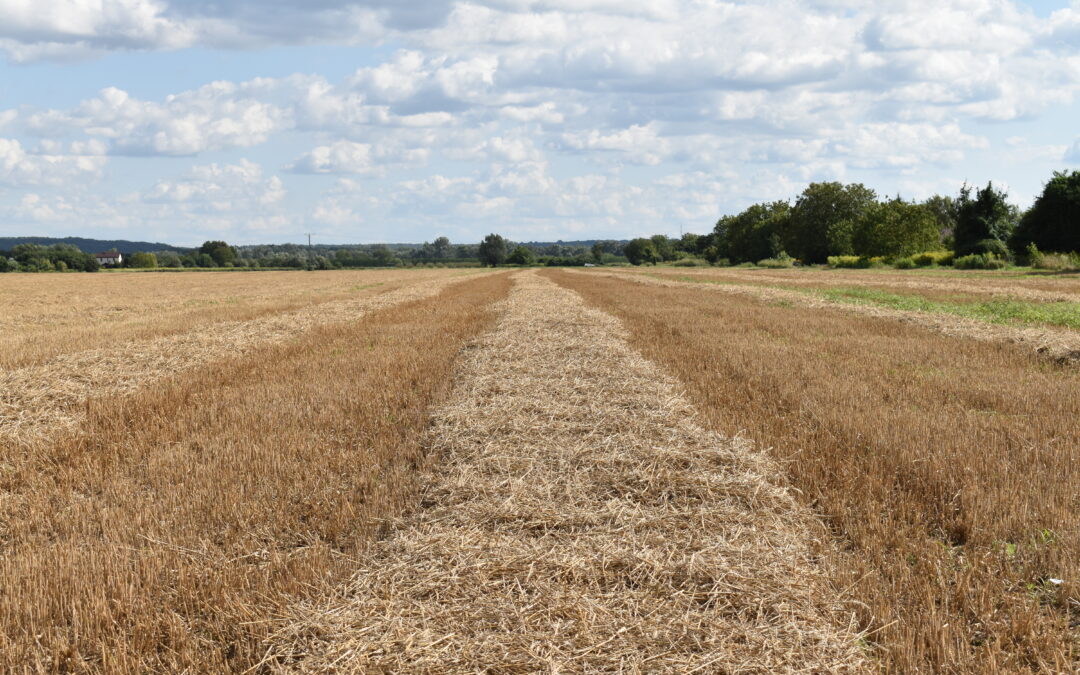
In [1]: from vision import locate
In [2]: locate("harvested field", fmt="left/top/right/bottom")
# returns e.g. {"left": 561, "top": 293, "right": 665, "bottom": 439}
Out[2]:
{"left": 0, "top": 272, "right": 510, "bottom": 671}
{"left": 550, "top": 269, "right": 1080, "bottom": 673}
{"left": 0, "top": 268, "right": 470, "bottom": 369}
{"left": 0, "top": 269, "right": 487, "bottom": 443}
{"left": 590, "top": 268, "right": 1080, "bottom": 363}
{"left": 653, "top": 267, "right": 1080, "bottom": 303}
{"left": 271, "top": 271, "right": 865, "bottom": 672}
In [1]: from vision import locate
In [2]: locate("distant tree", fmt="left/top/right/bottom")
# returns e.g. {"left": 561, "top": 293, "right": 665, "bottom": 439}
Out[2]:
{"left": 677, "top": 232, "right": 702, "bottom": 255}
{"left": 156, "top": 251, "right": 183, "bottom": 268}
{"left": 199, "top": 240, "right": 237, "bottom": 266}
{"left": 786, "top": 182, "right": 877, "bottom": 263}
{"left": 477, "top": 233, "right": 508, "bottom": 266}
{"left": 922, "top": 194, "right": 959, "bottom": 246}
{"left": 1010, "top": 170, "right": 1080, "bottom": 254}
{"left": 954, "top": 183, "right": 1017, "bottom": 255}
{"left": 0, "top": 256, "right": 16, "bottom": 273}
{"left": 370, "top": 245, "right": 398, "bottom": 267}
{"left": 650, "top": 235, "right": 678, "bottom": 261}
{"left": 714, "top": 201, "right": 792, "bottom": 263}
{"left": 506, "top": 245, "right": 535, "bottom": 265}
{"left": 591, "top": 242, "right": 605, "bottom": 264}
{"left": 851, "top": 199, "right": 941, "bottom": 259}
{"left": 624, "top": 238, "right": 660, "bottom": 265}
{"left": 432, "top": 236, "right": 453, "bottom": 259}
{"left": 127, "top": 252, "right": 158, "bottom": 268}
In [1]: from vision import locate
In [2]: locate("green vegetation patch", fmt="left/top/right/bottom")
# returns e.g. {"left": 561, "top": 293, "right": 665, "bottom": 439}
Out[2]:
{"left": 813, "top": 286, "right": 1080, "bottom": 330}
{"left": 657, "top": 273, "right": 1080, "bottom": 331}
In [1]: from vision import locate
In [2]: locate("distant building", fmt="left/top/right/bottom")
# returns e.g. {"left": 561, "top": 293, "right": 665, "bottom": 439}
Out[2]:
{"left": 94, "top": 252, "right": 123, "bottom": 266}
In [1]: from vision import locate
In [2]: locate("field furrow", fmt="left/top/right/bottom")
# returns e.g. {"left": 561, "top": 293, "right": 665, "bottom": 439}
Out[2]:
{"left": 271, "top": 271, "right": 864, "bottom": 672}
{"left": 0, "top": 271, "right": 492, "bottom": 444}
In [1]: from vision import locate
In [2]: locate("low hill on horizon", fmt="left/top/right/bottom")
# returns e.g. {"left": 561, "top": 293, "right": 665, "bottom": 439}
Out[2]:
{"left": 0, "top": 236, "right": 188, "bottom": 254}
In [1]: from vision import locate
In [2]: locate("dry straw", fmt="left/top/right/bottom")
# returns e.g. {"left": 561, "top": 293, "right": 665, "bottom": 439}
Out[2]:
{"left": 588, "top": 269, "right": 1080, "bottom": 364}
{"left": 0, "top": 268, "right": 468, "bottom": 370}
{"left": 0, "top": 270, "right": 490, "bottom": 444}
{"left": 553, "top": 269, "right": 1080, "bottom": 671}
{"left": 667, "top": 268, "right": 1080, "bottom": 304}
{"left": 270, "top": 271, "right": 865, "bottom": 672}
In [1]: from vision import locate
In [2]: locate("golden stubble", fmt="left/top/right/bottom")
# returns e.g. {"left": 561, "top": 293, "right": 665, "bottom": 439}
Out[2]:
{"left": 550, "top": 269, "right": 1080, "bottom": 673}
{"left": 271, "top": 272, "right": 866, "bottom": 673}
{"left": 0, "top": 272, "right": 511, "bottom": 672}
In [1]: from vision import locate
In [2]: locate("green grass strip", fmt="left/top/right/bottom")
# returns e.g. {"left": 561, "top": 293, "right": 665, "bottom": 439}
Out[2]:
{"left": 652, "top": 273, "right": 1080, "bottom": 331}
{"left": 813, "top": 287, "right": 1080, "bottom": 330}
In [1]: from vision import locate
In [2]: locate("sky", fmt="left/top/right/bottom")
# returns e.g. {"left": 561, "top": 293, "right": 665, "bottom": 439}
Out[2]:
{"left": 0, "top": 0, "right": 1079, "bottom": 246}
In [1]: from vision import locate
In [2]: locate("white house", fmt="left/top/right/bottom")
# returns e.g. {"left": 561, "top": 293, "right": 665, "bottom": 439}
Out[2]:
{"left": 94, "top": 252, "right": 123, "bottom": 266}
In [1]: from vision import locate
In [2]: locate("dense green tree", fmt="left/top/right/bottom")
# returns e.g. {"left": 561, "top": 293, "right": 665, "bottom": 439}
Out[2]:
{"left": 851, "top": 199, "right": 941, "bottom": 258}
{"left": 477, "top": 233, "right": 508, "bottom": 266}
{"left": 506, "top": 245, "right": 535, "bottom": 265}
{"left": 199, "top": 240, "right": 237, "bottom": 266}
{"left": 127, "top": 252, "right": 158, "bottom": 268}
{"left": 922, "top": 194, "right": 959, "bottom": 246}
{"left": 591, "top": 242, "right": 605, "bottom": 264}
{"left": 676, "top": 233, "right": 702, "bottom": 255}
{"left": 156, "top": 251, "right": 183, "bottom": 268}
{"left": 786, "top": 182, "right": 877, "bottom": 263}
{"left": 10, "top": 243, "right": 99, "bottom": 272}
{"left": 714, "top": 201, "right": 792, "bottom": 263}
{"left": 649, "top": 235, "right": 677, "bottom": 261}
{"left": 370, "top": 245, "right": 398, "bottom": 267}
{"left": 1011, "top": 170, "right": 1080, "bottom": 254}
{"left": 432, "top": 236, "right": 453, "bottom": 259}
{"left": 954, "top": 183, "right": 1017, "bottom": 255}
{"left": 624, "top": 238, "right": 660, "bottom": 265}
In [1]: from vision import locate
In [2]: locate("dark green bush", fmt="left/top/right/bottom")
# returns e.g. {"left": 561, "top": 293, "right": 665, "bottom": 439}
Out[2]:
{"left": 954, "top": 253, "right": 1008, "bottom": 270}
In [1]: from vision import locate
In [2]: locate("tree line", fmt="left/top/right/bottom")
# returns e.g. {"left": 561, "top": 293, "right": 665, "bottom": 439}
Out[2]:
{"left": 0, "top": 237, "right": 618, "bottom": 272}
{"left": 620, "top": 170, "right": 1080, "bottom": 270}
{"left": 4, "top": 170, "right": 1076, "bottom": 273}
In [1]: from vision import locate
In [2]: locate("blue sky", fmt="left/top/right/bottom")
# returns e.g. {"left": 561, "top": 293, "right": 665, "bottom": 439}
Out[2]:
{"left": 1, "top": 0, "right": 1079, "bottom": 246}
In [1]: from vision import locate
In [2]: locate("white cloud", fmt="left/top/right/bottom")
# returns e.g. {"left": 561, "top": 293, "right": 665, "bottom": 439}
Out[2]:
{"left": 0, "top": 137, "right": 107, "bottom": 186}
{"left": 143, "top": 159, "right": 284, "bottom": 207}
{"left": 26, "top": 83, "right": 290, "bottom": 155}
{"left": 2, "top": 0, "right": 1079, "bottom": 243}
{"left": 288, "top": 139, "right": 430, "bottom": 175}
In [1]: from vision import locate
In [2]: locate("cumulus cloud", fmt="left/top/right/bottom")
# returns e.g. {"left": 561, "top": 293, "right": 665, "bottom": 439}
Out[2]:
{"left": 25, "top": 84, "right": 290, "bottom": 155}
{"left": 288, "top": 139, "right": 430, "bottom": 175}
{"left": 0, "top": 137, "right": 107, "bottom": 186}
{"left": 143, "top": 158, "right": 284, "bottom": 205}
{"left": 2, "top": 0, "right": 1079, "bottom": 242}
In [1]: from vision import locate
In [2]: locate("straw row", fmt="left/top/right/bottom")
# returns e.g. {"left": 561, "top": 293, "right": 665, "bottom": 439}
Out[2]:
{"left": 0, "top": 271, "right": 492, "bottom": 444}
{"left": 269, "top": 271, "right": 865, "bottom": 672}
{"left": 587, "top": 269, "right": 1080, "bottom": 364}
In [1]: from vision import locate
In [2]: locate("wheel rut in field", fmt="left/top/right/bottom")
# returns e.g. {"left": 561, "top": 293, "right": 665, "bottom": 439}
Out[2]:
{"left": 272, "top": 270, "right": 865, "bottom": 672}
